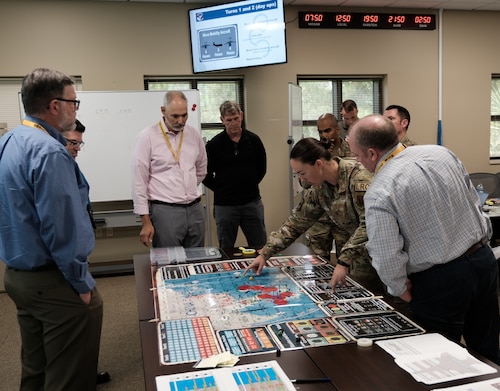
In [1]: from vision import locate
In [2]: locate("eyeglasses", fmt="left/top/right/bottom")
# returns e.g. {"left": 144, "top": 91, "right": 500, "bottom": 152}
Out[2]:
{"left": 64, "top": 138, "right": 85, "bottom": 148}
{"left": 55, "top": 97, "right": 80, "bottom": 110}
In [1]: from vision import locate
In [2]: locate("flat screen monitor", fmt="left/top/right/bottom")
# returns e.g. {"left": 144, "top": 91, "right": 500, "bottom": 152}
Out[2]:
{"left": 188, "top": 0, "right": 287, "bottom": 73}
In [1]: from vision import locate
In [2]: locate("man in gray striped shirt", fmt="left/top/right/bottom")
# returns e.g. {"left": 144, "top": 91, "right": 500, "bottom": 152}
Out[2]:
{"left": 349, "top": 114, "right": 499, "bottom": 365}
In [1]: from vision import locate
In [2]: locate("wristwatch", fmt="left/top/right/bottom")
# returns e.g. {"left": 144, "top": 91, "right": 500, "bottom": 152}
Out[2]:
{"left": 336, "top": 259, "right": 350, "bottom": 268}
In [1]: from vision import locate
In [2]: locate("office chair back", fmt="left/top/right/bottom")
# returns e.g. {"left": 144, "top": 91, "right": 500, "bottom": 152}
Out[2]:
{"left": 469, "top": 172, "right": 500, "bottom": 199}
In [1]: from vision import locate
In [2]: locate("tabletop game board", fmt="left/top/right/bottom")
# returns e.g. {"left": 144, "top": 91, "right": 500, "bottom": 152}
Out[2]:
{"left": 268, "top": 317, "right": 351, "bottom": 349}
{"left": 158, "top": 317, "right": 220, "bottom": 365}
{"left": 152, "top": 255, "right": 425, "bottom": 364}
{"left": 155, "top": 266, "right": 327, "bottom": 330}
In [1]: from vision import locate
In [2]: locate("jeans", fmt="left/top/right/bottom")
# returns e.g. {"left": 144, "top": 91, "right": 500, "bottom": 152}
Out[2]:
{"left": 214, "top": 198, "right": 267, "bottom": 249}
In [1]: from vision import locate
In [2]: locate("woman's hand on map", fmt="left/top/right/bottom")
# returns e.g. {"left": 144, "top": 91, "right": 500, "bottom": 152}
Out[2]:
{"left": 244, "top": 255, "right": 266, "bottom": 276}
{"left": 329, "top": 264, "right": 348, "bottom": 291}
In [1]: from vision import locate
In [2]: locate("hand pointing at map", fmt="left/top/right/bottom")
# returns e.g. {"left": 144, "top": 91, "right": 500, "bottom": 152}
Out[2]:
{"left": 244, "top": 254, "right": 266, "bottom": 276}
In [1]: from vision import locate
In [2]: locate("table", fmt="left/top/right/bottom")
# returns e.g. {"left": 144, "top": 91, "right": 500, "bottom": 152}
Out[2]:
{"left": 134, "top": 244, "right": 500, "bottom": 391}
{"left": 139, "top": 321, "right": 336, "bottom": 391}
{"left": 306, "top": 343, "right": 500, "bottom": 391}
{"left": 135, "top": 243, "right": 337, "bottom": 391}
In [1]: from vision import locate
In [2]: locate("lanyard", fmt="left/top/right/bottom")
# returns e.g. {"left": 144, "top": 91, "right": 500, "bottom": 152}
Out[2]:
{"left": 159, "top": 120, "right": 184, "bottom": 164}
{"left": 22, "top": 119, "right": 49, "bottom": 135}
{"left": 375, "top": 144, "right": 406, "bottom": 174}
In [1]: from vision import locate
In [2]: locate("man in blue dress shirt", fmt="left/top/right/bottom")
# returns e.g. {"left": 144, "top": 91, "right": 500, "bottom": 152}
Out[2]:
{"left": 0, "top": 68, "right": 103, "bottom": 391}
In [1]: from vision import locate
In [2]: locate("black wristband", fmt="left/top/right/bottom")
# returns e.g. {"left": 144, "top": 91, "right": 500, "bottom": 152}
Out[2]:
{"left": 336, "top": 259, "right": 350, "bottom": 268}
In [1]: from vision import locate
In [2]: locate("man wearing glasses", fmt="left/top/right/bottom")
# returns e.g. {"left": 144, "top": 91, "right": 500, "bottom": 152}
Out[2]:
{"left": 63, "top": 120, "right": 95, "bottom": 228}
{"left": 63, "top": 119, "right": 86, "bottom": 158}
{"left": 62, "top": 119, "right": 111, "bottom": 385}
{"left": 0, "top": 68, "right": 103, "bottom": 391}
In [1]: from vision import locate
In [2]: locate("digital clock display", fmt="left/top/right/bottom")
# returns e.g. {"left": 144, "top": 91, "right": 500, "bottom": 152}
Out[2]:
{"left": 298, "top": 12, "right": 436, "bottom": 30}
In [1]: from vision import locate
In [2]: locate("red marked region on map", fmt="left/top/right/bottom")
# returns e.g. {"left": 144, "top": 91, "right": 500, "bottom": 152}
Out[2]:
{"left": 238, "top": 285, "right": 294, "bottom": 305}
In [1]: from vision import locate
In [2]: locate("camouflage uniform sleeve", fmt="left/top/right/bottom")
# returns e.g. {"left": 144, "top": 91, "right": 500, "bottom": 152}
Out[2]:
{"left": 337, "top": 166, "right": 372, "bottom": 266}
{"left": 259, "top": 187, "right": 325, "bottom": 260}
{"left": 400, "top": 135, "right": 417, "bottom": 147}
{"left": 341, "top": 139, "right": 356, "bottom": 158}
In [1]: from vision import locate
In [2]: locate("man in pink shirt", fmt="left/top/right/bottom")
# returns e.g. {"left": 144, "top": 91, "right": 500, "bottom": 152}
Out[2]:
{"left": 132, "top": 91, "right": 207, "bottom": 248}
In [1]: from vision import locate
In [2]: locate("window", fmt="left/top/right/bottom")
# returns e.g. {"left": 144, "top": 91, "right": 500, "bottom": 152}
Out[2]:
{"left": 144, "top": 77, "right": 244, "bottom": 141}
{"left": 297, "top": 77, "right": 383, "bottom": 138}
{"left": 491, "top": 75, "right": 500, "bottom": 159}
{"left": 0, "top": 77, "right": 83, "bottom": 134}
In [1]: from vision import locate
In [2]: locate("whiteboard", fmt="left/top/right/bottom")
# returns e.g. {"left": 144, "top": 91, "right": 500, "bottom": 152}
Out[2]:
{"left": 19, "top": 90, "right": 201, "bottom": 202}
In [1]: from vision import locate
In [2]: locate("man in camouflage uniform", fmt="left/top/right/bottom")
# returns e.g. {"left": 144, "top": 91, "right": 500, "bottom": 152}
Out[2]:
{"left": 339, "top": 99, "right": 359, "bottom": 140}
{"left": 304, "top": 113, "right": 355, "bottom": 258}
{"left": 247, "top": 141, "right": 383, "bottom": 294}
{"left": 317, "top": 113, "right": 354, "bottom": 158}
{"left": 384, "top": 105, "right": 417, "bottom": 147}
{"left": 383, "top": 105, "right": 416, "bottom": 315}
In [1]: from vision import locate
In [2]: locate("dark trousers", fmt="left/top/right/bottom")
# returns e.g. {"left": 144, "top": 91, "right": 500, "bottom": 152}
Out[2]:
{"left": 150, "top": 201, "right": 205, "bottom": 248}
{"left": 5, "top": 267, "right": 103, "bottom": 391}
{"left": 409, "top": 244, "right": 500, "bottom": 364}
{"left": 214, "top": 198, "right": 267, "bottom": 249}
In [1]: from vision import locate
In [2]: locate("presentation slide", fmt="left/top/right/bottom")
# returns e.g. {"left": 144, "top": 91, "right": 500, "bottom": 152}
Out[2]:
{"left": 189, "top": 0, "right": 286, "bottom": 73}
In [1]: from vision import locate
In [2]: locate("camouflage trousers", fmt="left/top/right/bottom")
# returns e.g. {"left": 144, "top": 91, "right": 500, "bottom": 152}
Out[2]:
{"left": 349, "top": 257, "right": 385, "bottom": 296}
{"left": 304, "top": 212, "right": 334, "bottom": 257}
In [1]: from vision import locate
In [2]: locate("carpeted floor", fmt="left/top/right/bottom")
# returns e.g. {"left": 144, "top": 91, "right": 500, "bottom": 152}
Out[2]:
{"left": 0, "top": 274, "right": 145, "bottom": 391}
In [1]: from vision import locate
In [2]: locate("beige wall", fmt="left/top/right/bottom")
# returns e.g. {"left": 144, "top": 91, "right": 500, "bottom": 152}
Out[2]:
{"left": 1, "top": 1, "right": 499, "bottom": 249}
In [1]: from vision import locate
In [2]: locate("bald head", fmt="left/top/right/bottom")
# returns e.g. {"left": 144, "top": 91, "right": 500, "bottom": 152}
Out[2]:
{"left": 318, "top": 113, "right": 337, "bottom": 124}
{"left": 161, "top": 90, "right": 188, "bottom": 133}
{"left": 317, "top": 113, "right": 340, "bottom": 144}
{"left": 348, "top": 114, "right": 399, "bottom": 173}
{"left": 350, "top": 115, "right": 398, "bottom": 151}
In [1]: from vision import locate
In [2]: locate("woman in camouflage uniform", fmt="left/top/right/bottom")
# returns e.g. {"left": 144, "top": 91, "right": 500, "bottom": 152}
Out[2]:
{"left": 246, "top": 137, "right": 382, "bottom": 293}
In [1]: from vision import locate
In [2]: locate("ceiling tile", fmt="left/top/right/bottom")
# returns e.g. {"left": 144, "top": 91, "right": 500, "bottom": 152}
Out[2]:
{"left": 77, "top": 0, "right": 500, "bottom": 12}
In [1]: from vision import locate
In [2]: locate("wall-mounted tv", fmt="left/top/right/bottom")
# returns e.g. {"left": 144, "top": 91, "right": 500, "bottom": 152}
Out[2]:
{"left": 188, "top": 0, "right": 287, "bottom": 74}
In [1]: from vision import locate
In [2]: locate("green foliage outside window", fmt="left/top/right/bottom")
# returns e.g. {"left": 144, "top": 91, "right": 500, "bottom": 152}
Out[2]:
{"left": 490, "top": 77, "right": 500, "bottom": 158}
{"left": 298, "top": 78, "right": 382, "bottom": 139}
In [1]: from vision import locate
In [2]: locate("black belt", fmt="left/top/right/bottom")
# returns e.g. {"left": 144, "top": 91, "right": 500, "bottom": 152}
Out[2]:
{"left": 464, "top": 238, "right": 488, "bottom": 256}
{"left": 150, "top": 197, "right": 201, "bottom": 208}
{"left": 7, "top": 263, "right": 58, "bottom": 272}
{"left": 411, "top": 238, "right": 489, "bottom": 279}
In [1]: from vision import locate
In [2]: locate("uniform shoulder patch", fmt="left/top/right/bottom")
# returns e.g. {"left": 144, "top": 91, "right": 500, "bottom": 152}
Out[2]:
{"left": 354, "top": 182, "right": 370, "bottom": 192}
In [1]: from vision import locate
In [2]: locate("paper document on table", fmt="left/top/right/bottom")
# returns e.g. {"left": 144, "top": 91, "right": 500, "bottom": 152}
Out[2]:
{"left": 376, "top": 333, "right": 497, "bottom": 385}
{"left": 432, "top": 377, "right": 500, "bottom": 390}
{"left": 376, "top": 333, "right": 464, "bottom": 357}
{"left": 156, "top": 360, "right": 296, "bottom": 391}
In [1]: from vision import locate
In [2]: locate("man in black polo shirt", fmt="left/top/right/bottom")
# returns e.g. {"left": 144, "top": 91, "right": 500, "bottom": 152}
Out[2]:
{"left": 203, "top": 101, "right": 267, "bottom": 249}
